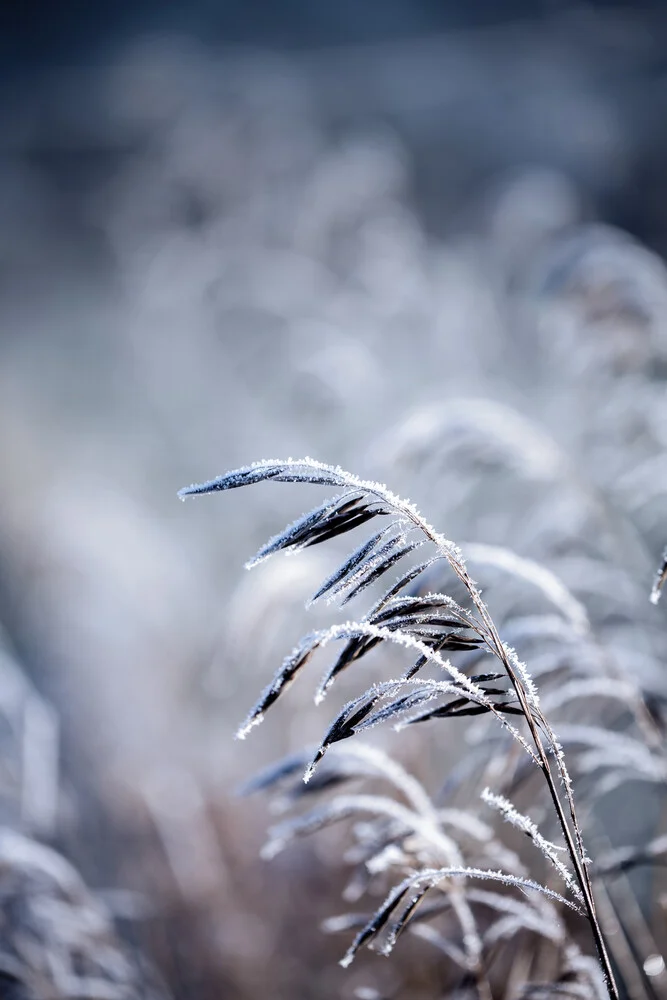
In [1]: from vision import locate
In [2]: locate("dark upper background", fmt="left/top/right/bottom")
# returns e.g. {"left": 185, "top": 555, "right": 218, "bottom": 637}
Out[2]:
{"left": 2, "top": 0, "right": 646, "bottom": 74}
{"left": 3, "top": 0, "right": 667, "bottom": 248}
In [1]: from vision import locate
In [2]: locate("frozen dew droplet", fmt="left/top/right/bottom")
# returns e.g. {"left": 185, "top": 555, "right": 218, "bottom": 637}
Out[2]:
{"left": 644, "top": 955, "right": 665, "bottom": 978}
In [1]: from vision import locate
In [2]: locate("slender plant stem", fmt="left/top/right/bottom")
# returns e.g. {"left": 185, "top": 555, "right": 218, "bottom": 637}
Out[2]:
{"left": 375, "top": 488, "right": 620, "bottom": 1000}
{"left": 191, "top": 462, "right": 621, "bottom": 999}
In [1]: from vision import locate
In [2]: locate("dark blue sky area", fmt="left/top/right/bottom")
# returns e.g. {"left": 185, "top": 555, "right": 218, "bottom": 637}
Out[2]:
{"left": 1, "top": 0, "right": 661, "bottom": 78}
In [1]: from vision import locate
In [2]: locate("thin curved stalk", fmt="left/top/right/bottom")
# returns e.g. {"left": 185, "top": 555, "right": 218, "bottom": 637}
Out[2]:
{"left": 355, "top": 481, "right": 618, "bottom": 1000}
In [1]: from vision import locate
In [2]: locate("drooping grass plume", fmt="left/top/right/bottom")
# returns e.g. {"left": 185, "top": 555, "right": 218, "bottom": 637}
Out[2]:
{"left": 180, "top": 458, "right": 619, "bottom": 999}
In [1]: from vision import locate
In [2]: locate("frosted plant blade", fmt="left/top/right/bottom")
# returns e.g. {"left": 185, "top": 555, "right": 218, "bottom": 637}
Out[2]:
{"left": 340, "top": 538, "right": 424, "bottom": 606}
{"left": 370, "top": 594, "right": 470, "bottom": 628}
{"left": 366, "top": 558, "right": 444, "bottom": 614}
{"left": 303, "top": 503, "right": 391, "bottom": 547}
{"left": 352, "top": 677, "right": 499, "bottom": 734}
{"left": 403, "top": 654, "right": 428, "bottom": 680}
{"left": 308, "top": 525, "right": 396, "bottom": 605}
{"left": 306, "top": 685, "right": 402, "bottom": 775}
{"left": 236, "top": 632, "right": 325, "bottom": 738}
{"left": 246, "top": 492, "right": 358, "bottom": 567}
{"left": 179, "top": 458, "right": 353, "bottom": 499}
{"left": 178, "top": 462, "right": 289, "bottom": 497}
{"left": 315, "top": 634, "right": 384, "bottom": 702}
{"left": 307, "top": 676, "right": 486, "bottom": 777}
{"left": 247, "top": 492, "right": 394, "bottom": 569}
{"left": 481, "top": 788, "right": 583, "bottom": 904}
{"left": 341, "top": 866, "right": 581, "bottom": 968}
{"left": 354, "top": 688, "right": 443, "bottom": 732}
{"left": 378, "top": 884, "right": 433, "bottom": 955}
{"left": 339, "top": 881, "right": 413, "bottom": 967}
{"left": 401, "top": 699, "right": 523, "bottom": 725}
